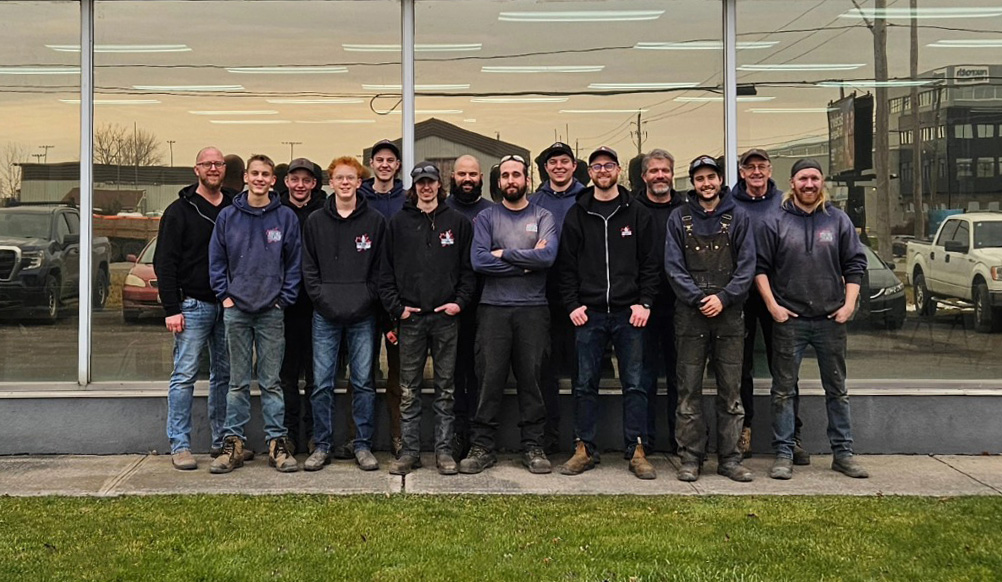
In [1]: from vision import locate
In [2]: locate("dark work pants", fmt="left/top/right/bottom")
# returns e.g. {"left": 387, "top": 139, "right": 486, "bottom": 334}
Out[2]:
{"left": 540, "top": 301, "right": 576, "bottom": 450}
{"left": 742, "top": 289, "right": 802, "bottom": 434}
{"left": 398, "top": 312, "right": 459, "bottom": 456}
{"left": 675, "top": 303, "right": 744, "bottom": 465}
{"left": 452, "top": 308, "right": 480, "bottom": 437}
{"left": 280, "top": 306, "right": 315, "bottom": 452}
{"left": 469, "top": 305, "right": 549, "bottom": 453}
{"left": 640, "top": 296, "right": 678, "bottom": 452}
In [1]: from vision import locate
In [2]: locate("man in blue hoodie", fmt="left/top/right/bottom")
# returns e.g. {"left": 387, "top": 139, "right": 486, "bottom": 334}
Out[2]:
{"left": 530, "top": 142, "right": 587, "bottom": 454}
{"left": 208, "top": 154, "right": 302, "bottom": 474}
{"left": 755, "top": 159, "right": 869, "bottom": 481}
{"left": 665, "top": 155, "right": 756, "bottom": 483}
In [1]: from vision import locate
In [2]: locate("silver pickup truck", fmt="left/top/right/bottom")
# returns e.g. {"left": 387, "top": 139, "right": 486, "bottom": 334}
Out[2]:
{"left": 906, "top": 212, "right": 1002, "bottom": 332}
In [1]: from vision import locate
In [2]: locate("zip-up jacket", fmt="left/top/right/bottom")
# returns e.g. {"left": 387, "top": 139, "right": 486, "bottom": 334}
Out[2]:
{"left": 154, "top": 184, "right": 235, "bottom": 317}
{"left": 558, "top": 185, "right": 660, "bottom": 313}
{"left": 732, "top": 178, "right": 783, "bottom": 232}
{"left": 281, "top": 191, "right": 327, "bottom": 314}
{"left": 665, "top": 188, "right": 755, "bottom": 309}
{"left": 209, "top": 192, "right": 302, "bottom": 313}
{"left": 635, "top": 187, "right": 684, "bottom": 304}
{"left": 359, "top": 177, "right": 405, "bottom": 219}
{"left": 755, "top": 200, "right": 867, "bottom": 318}
{"left": 471, "top": 202, "right": 557, "bottom": 307}
{"left": 302, "top": 193, "right": 387, "bottom": 324}
{"left": 379, "top": 202, "right": 475, "bottom": 319}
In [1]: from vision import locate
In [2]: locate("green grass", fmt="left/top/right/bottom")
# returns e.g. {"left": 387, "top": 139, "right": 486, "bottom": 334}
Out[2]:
{"left": 2, "top": 495, "right": 1001, "bottom": 581}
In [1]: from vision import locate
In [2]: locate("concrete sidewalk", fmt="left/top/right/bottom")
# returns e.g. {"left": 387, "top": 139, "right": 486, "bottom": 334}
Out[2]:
{"left": 2, "top": 453, "right": 1001, "bottom": 497}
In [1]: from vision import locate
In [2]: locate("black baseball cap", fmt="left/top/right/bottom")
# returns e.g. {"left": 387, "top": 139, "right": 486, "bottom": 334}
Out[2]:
{"left": 588, "top": 146, "right": 619, "bottom": 165}
{"left": 287, "top": 157, "right": 316, "bottom": 176}
{"left": 371, "top": 139, "right": 401, "bottom": 159}
{"left": 410, "top": 161, "right": 441, "bottom": 182}
{"left": 688, "top": 155, "right": 721, "bottom": 179}
{"left": 541, "top": 142, "right": 574, "bottom": 162}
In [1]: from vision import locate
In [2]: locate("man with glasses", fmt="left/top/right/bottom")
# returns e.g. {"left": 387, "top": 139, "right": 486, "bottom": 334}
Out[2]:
{"left": 155, "top": 147, "right": 237, "bottom": 471}
{"left": 732, "top": 148, "right": 806, "bottom": 464}
{"left": 558, "top": 146, "right": 660, "bottom": 480}
{"left": 530, "top": 142, "right": 587, "bottom": 454}
{"left": 665, "top": 155, "right": 756, "bottom": 483}
{"left": 460, "top": 154, "right": 557, "bottom": 475}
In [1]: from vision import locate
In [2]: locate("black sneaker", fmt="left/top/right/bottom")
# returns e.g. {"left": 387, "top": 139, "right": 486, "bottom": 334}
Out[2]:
{"left": 522, "top": 447, "right": 552, "bottom": 474}
{"left": 458, "top": 446, "right": 496, "bottom": 474}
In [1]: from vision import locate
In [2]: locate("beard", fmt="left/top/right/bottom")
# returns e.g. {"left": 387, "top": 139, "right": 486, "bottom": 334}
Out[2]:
{"left": 449, "top": 177, "right": 483, "bottom": 203}
{"left": 502, "top": 183, "right": 528, "bottom": 203}
{"left": 647, "top": 181, "right": 672, "bottom": 197}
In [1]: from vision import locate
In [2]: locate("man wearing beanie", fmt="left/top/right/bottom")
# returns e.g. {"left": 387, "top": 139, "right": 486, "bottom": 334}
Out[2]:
{"left": 755, "top": 158, "right": 869, "bottom": 480}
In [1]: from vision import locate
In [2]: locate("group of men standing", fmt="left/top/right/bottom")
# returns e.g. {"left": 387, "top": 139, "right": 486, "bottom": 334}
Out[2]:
{"left": 157, "top": 138, "right": 869, "bottom": 483}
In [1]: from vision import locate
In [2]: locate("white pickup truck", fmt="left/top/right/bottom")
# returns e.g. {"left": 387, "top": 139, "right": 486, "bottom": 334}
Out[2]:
{"left": 906, "top": 212, "right": 1002, "bottom": 332}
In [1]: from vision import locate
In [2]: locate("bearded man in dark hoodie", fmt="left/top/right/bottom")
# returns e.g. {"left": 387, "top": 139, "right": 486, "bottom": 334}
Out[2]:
{"left": 755, "top": 159, "right": 868, "bottom": 481}
{"left": 155, "top": 146, "right": 236, "bottom": 471}
{"left": 665, "top": 155, "right": 755, "bottom": 484}
{"left": 301, "top": 156, "right": 387, "bottom": 473}
{"left": 380, "top": 162, "right": 475, "bottom": 476}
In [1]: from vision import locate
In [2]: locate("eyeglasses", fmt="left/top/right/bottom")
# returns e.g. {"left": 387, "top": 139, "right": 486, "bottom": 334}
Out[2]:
{"left": 590, "top": 162, "right": 618, "bottom": 172}
{"left": 500, "top": 154, "right": 527, "bottom": 165}
{"left": 742, "top": 163, "right": 771, "bottom": 172}
{"left": 410, "top": 164, "right": 438, "bottom": 178}
{"left": 196, "top": 161, "right": 225, "bottom": 169}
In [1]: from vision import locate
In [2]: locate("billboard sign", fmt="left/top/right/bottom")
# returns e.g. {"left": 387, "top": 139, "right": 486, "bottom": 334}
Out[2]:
{"left": 827, "top": 93, "right": 873, "bottom": 177}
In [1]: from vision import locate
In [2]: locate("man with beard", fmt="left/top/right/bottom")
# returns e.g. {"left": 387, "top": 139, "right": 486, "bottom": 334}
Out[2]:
{"left": 155, "top": 146, "right": 237, "bottom": 471}
{"left": 732, "top": 148, "right": 806, "bottom": 463}
{"left": 634, "top": 148, "right": 684, "bottom": 455}
{"left": 530, "top": 142, "right": 587, "bottom": 454}
{"left": 444, "top": 154, "right": 493, "bottom": 459}
{"left": 665, "top": 156, "right": 755, "bottom": 483}
{"left": 558, "top": 146, "right": 660, "bottom": 480}
{"left": 755, "top": 159, "right": 868, "bottom": 480}
{"left": 460, "top": 154, "right": 557, "bottom": 475}
{"left": 279, "top": 158, "right": 326, "bottom": 455}
{"left": 380, "top": 162, "right": 475, "bottom": 475}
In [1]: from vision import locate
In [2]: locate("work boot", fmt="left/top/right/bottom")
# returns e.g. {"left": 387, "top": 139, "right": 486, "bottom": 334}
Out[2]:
{"left": 559, "top": 441, "right": 595, "bottom": 476}
{"left": 793, "top": 436, "right": 811, "bottom": 466}
{"left": 391, "top": 437, "right": 404, "bottom": 459}
{"left": 451, "top": 432, "right": 469, "bottom": 463}
{"left": 676, "top": 461, "right": 700, "bottom": 482}
{"left": 212, "top": 446, "right": 255, "bottom": 462}
{"left": 717, "top": 461, "right": 754, "bottom": 482}
{"left": 522, "top": 446, "right": 552, "bottom": 475}
{"left": 459, "top": 446, "right": 496, "bottom": 474}
{"left": 210, "top": 436, "right": 244, "bottom": 474}
{"left": 269, "top": 437, "right": 299, "bottom": 473}
{"left": 738, "top": 427, "right": 752, "bottom": 459}
{"left": 769, "top": 457, "right": 793, "bottom": 480}
{"left": 332, "top": 440, "right": 355, "bottom": 460}
{"left": 389, "top": 454, "right": 422, "bottom": 476}
{"left": 304, "top": 449, "right": 330, "bottom": 472}
{"left": 436, "top": 453, "right": 458, "bottom": 475}
{"left": 171, "top": 449, "right": 197, "bottom": 471}
{"left": 832, "top": 455, "right": 869, "bottom": 478}
{"left": 355, "top": 449, "right": 379, "bottom": 471}
{"left": 629, "top": 443, "right": 657, "bottom": 480}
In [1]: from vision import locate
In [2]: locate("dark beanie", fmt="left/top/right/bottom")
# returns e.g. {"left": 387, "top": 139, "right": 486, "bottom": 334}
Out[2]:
{"left": 791, "top": 158, "right": 823, "bottom": 178}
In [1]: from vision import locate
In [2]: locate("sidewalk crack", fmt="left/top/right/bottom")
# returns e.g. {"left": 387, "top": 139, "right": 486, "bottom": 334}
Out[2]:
{"left": 931, "top": 455, "right": 1002, "bottom": 495}
{"left": 98, "top": 455, "right": 149, "bottom": 497}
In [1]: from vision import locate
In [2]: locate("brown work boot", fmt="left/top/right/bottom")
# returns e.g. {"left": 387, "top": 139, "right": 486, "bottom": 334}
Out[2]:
{"left": 171, "top": 449, "right": 197, "bottom": 471}
{"left": 269, "top": 437, "right": 299, "bottom": 473}
{"left": 629, "top": 443, "right": 657, "bottom": 480}
{"left": 559, "top": 441, "right": 595, "bottom": 476}
{"left": 738, "top": 427, "right": 752, "bottom": 458}
{"left": 210, "top": 436, "right": 244, "bottom": 474}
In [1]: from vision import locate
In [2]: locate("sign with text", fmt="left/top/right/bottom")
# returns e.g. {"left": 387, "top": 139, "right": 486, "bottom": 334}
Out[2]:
{"left": 828, "top": 93, "right": 873, "bottom": 177}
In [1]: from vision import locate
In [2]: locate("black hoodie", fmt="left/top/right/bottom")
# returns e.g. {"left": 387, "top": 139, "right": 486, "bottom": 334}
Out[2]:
{"left": 558, "top": 185, "right": 660, "bottom": 313}
{"left": 153, "top": 184, "right": 235, "bottom": 317}
{"left": 634, "top": 187, "right": 684, "bottom": 303}
{"left": 302, "top": 193, "right": 386, "bottom": 324}
{"left": 281, "top": 190, "right": 327, "bottom": 313}
{"left": 378, "top": 201, "right": 475, "bottom": 319}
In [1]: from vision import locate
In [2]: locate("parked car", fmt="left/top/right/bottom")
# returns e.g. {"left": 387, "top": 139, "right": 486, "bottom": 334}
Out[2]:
{"left": 121, "top": 237, "right": 163, "bottom": 323}
{"left": 857, "top": 245, "right": 906, "bottom": 330}
{"left": 0, "top": 204, "right": 111, "bottom": 322}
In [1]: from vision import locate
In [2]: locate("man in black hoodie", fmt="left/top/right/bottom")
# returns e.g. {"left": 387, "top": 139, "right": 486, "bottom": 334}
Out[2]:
{"left": 301, "top": 156, "right": 387, "bottom": 473}
{"left": 154, "top": 146, "right": 235, "bottom": 471}
{"left": 557, "top": 146, "right": 660, "bottom": 480}
{"left": 634, "top": 148, "right": 684, "bottom": 455}
{"left": 279, "top": 158, "right": 326, "bottom": 455}
{"left": 380, "top": 162, "right": 475, "bottom": 476}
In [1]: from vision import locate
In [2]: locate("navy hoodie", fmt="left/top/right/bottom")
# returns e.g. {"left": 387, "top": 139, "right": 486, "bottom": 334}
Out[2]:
{"left": 664, "top": 188, "right": 755, "bottom": 309}
{"left": 731, "top": 177, "right": 783, "bottom": 232}
{"left": 445, "top": 192, "right": 494, "bottom": 223}
{"left": 302, "top": 193, "right": 387, "bottom": 324}
{"left": 359, "top": 177, "right": 405, "bottom": 220}
{"left": 755, "top": 200, "right": 867, "bottom": 318}
{"left": 209, "top": 192, "right": 302, "bottom": 313}
{"left": 530, "top": 179, "right": 586, "bottom": 239}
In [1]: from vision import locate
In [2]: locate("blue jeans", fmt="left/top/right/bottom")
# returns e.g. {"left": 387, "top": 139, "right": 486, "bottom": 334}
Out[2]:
{"left": 572, "top": 308, "right": 647, "bottom": 454}
{"left": 166, "top": 297, "right": 229, "bottom": 454}
{"left": 771, "top": 317, "right": 854, "bottom": 459}
{"left": 312, "top": 314, "right": 376, "bottom": 453}
{"left": 221, "top": 306, "right": 287, "bottom": 442}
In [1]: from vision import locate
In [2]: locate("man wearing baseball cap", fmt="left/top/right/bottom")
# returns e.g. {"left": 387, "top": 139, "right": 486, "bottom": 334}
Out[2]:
{"left": 530, "top": 141, "right": 587, "bottom": 454}
{"left": 665, "top": 155, "right": 755, "bottom": 483}
{"left": 558, "top": 146, "right": 660, "bottom": 480}
{"left": 754, "top": 159, "right": 868, "bottom": 480}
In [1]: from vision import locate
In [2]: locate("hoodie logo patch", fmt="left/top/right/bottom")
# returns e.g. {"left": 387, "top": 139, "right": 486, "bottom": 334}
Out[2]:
{"left": 355, "top": 234, "right": 372, "bottom": 252}
{"left": 621, "top": 226, "right": 633, "bottom": 238}
{"left": 440, "top": 229, "right": 455, "bottom": 247}
{"left": 525, "top": 222, "right": 538, "bottom": 233}
{"left": 266, "top": 228, "right": 282, "bottom": 244}
{"left": 818, "top": 230, "right": 834, "bottom": 243}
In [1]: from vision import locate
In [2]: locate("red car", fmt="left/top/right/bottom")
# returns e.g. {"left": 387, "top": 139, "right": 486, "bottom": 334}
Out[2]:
{"left": 121, "top": 237, "right": 163, "bottom": 322}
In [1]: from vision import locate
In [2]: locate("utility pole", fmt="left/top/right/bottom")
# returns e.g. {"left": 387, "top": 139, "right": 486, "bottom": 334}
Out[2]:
{"left": 909, "top": 0, "right": 925, "bottom": 239}
{"left": 166, "top": 140, "right": 176, "bottom": 166}
{"left": 629, "top": 111, "right": 647, "bottom": 157}
{"left": 38, "top": 145, "right": 54, "bottom": 163}
{"left": 31, "top": 153, "right": 44, "bottom": 163}
{"left": 281, "top": 141, "right": 301, "bottom": 161}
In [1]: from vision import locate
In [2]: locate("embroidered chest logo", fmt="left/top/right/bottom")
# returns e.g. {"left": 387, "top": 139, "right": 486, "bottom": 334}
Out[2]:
{"left": 439, "top": 229, "right": 455, "bottom": 247}
{"left": 817, "top": 229, "right": 834, "bottom": 243}
{"left": 266, "top": 228, "right": 283, "bottom": 244}
{"left": 355, "top": 233, "right": 372, "bottom": 252}
{"left": 621, "top": 225, "right": 633, "bottom": 238}
{"left": 525, "top": 222, "right": 538, "bottom": 233}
